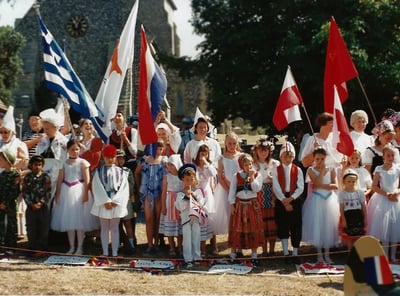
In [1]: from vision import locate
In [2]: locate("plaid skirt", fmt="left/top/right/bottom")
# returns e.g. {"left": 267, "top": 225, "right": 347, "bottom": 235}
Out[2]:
{"left": 228, "top": 198, "right": 264, "bottom": 249}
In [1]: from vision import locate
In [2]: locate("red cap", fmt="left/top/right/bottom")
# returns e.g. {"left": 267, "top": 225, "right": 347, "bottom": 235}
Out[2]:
{"left": 103, "top": 145, "right": 117, "bottom": 158}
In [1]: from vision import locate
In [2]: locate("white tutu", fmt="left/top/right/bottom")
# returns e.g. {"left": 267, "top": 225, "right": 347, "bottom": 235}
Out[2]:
{"left": 302, "top": 188, "right": 340, "bottom": 248}
{"left": 212, "top": 183, "right": 230, "bottom": 234}
{"left": 367, "top": 165, "right": 400, "bottom": 243}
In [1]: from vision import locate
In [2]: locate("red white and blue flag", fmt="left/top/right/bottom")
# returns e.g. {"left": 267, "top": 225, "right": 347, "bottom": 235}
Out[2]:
{"left": 364, "top": 256, "right": 394, "bottom": 286}
{"left": 138, "top": 26, "right": 167, "bottom": 149}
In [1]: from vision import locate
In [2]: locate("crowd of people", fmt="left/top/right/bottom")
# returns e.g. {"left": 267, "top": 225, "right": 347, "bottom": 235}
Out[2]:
{"left": 1, "top": 104, "right": 400, "bottom": 266}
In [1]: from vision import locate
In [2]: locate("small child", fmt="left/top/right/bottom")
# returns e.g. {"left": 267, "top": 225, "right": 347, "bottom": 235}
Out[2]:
{"left": 192, "top": 143, "right": 217, "bottom": 256}
{"left": 302, "top": 147, "right": 340, "bottom": 264}
{"left": 160, "top": 154, "right": 183, "bottom": 258}
{"left": 272, "top": 142, "right": 304, "bottom": 264}
{"left": 91, "top": 145, "right": 130, "bottom": 257}
{"left": 228, "top": 153, "right": 263, "bottom": 261}
{"left": 339, "top": 169, "right": 367, "bottom": 250}
{"left": 175, "top": 164, "right": 207, "bottom": 267}
{"left": 344, "top": 150, "right": 372, "bottom": 198}
{"left": 51, "top": 139, "right": 95, "bottom": 255}
{"left": 136, "top": 141, "right": 167, "bottom": 255}
{"left": 367, "top": 145, "right": 400, "bottom": 262}
{"left": 116, "top": 149, "right": 136, "bottom": 255}
{"left": 0, "top": 150, "right": 21, "bottom": 248}
{"left": 253, "top": 138, "right": 280, "bottom": 257}
{"left": 22, "top": 155, "right": 52, "bottom": 251}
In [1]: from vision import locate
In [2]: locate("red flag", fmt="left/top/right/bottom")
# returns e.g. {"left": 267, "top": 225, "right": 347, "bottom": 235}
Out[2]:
{"left": 324, "top": 16, "right": 358, "bottom": 113}
{"left": 332, "top": 85, "right": 354, "bottom": 157}
{"left": 138, "top": 26, "right": 167, "bottom": 145}
{"left": 273, "top": 66, "right": 303, "bottom": 131}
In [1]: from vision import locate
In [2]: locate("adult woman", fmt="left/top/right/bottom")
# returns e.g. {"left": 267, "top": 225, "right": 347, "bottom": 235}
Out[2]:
{"left": 79, "top": 118, "right": 103, "bottom": 173}
{"left": 109, "top": 110, "right": 137, "bottom": 160}
{"left": 183, "top": 108, "right": 222, "bottom": 165}
{"left": 301, "top": 112, "right": 342, "bottom": 169}
{"left": 349, "top": 110, "right": 373, "bottom": 155}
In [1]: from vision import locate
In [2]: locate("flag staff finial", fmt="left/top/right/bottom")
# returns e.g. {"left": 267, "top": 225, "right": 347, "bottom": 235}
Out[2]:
{"left": 33, "top": 1, "right": 41, "bottom": 16}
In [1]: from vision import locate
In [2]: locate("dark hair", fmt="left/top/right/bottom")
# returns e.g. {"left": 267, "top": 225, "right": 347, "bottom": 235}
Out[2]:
{"left": 67, "top": 139, "right": 81, "bottom": 150}
{"left": 28, "top": 111, "right": 40, "bottom": 119}
{"left": 313, "top": 147, "right": 327, "bottom": 156}
{"left": 315, "top": 112, "right": 334, "bottom": 128}
{"left": 29, "top": 155, "right": 45, "bottom": 167}
{"left": 193, "top": 144, "right": 211, "bottom": 165}
{"left": 194, "top": 117, "right": 209, "bottom": 134}
{"left": 381, "top": 108, "right": 396, "bottom": 120}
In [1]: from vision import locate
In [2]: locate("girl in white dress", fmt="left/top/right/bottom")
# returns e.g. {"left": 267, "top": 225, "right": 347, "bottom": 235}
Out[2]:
{"left": 160, "top": 154, "right": 183, "bottom": 257}
{"left": 193, "top": 143, "right": 217, "bottom": 256}
{"left": 213, "top": 132, "right": 241, "bottom": 235}
{"left": 51, "top": 139, "right": 95, "bottom": 255}
{"left": 302, "top": 147, "right": 340, "bottom": 264}
{"left": 91, "top": 145, "right": 129, "bottom": 257}
{"left": 367, "top": 145, "right": 400, "bottom": 262}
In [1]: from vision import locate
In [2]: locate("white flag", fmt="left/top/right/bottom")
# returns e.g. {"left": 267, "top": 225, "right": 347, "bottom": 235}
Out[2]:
{"left": 95, "top": 0, "right": 139, "bottom": 137}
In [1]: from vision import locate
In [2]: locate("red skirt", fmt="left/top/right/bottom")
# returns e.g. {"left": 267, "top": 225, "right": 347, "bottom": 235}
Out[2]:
{"left": 228, "top": 198, "right": 264, "bottom": 249}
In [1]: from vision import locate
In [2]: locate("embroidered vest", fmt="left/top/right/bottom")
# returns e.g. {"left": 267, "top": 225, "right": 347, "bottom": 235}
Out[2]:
{"left": 236, "top": 171, "right": 258, "bottom": 193}
{"left": 277, "top": 164, "right": 298, "bottom": 196}
{"left": 109, "top": 127, "right": 133, "bottom": 158}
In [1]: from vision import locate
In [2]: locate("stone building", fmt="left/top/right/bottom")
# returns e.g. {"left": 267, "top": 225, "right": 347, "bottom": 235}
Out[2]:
{"left": 12, "top": 0, "right": 206, "bottom": 131}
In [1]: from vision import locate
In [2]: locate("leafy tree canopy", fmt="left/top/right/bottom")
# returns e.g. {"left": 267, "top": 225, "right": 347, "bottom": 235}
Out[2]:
{"left": 166, "top": 0, "right": 400, "bottom": 133}
{"left": 0, "top": 25, "right": 25, "bottom": 105}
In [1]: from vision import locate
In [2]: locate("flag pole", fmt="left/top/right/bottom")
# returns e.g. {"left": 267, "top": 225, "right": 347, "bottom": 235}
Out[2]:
{"left": 300, "top": 104, "right": 315, "bottom": 136}
{"left": 356, "top": 76, "right": 377, "bottom": 125}
{"left": 62, "top": 96, "right": 76, "bottom": 139}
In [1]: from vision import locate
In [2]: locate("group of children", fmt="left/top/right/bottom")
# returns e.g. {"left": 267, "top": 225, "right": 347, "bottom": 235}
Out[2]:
{"left": 2, "top": 108, "right": 400, "bottom": 267}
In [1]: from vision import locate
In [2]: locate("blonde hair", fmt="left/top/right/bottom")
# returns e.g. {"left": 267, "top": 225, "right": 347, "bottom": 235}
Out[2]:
{"left": 350, "top": 110, "right": 369, "bottom": 128}
{"left": 224, "top": 132, "right": 241, "bottom": 152}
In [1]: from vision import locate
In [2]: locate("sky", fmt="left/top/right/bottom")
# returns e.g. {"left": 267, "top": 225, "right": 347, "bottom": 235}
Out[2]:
{"left": 0, "top": 0, "right": 203, "bottom": 57}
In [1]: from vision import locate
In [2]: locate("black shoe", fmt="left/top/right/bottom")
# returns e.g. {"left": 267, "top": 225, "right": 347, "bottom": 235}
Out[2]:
{"left": 292, "top": 256, "right": 301, "bottom": 265}
{"left": 236, "top": 252, "right": 244, "bottom": 258}
{"left": 284, "top": 255, "right": 292, "bottom": 264}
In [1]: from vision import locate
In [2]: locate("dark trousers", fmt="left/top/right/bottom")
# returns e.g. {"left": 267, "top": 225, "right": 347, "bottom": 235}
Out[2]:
{"left": 275, "top": 198, "right": 302, "bottom": 248}
{"left": 0, "top": 204, "right": 17, "bottom": 248}
{"left": 26, "top": 205, "right": 50, "bottom": 251}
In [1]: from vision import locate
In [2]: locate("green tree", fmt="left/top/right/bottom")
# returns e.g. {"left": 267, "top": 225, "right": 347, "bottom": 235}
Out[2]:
{"left": 187, "top": 0, "right": 400, "bottom": 131}
{"left": 0, "top": 25, "right": 25, "bottom": 105}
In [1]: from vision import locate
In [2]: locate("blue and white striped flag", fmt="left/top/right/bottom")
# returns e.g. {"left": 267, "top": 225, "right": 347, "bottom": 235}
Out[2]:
{"left": 38, "top": 16, "right": 107, "bottom": 141}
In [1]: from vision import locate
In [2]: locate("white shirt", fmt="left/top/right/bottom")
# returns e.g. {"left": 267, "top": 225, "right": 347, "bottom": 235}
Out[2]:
{"left": 272, "top": 164, "right": 304, "bottom": 201}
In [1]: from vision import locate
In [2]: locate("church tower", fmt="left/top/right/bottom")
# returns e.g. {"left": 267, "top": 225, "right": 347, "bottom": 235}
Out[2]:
{"left": 12, "top": 0, "right": 206, "bottom": 129}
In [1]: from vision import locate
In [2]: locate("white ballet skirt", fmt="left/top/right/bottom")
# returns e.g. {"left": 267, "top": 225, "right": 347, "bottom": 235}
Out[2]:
{"left": 302, "top": 168, "right": 340, "bottom": 249}
{"left": 212, "top": 154, "right": 239, "bottom": 234}
{"left": 367, "top": 165, "right": 400, "bottom": 243}
{"left": 159, "top": 173, "right": 183, "bottom": 236}
{"left": 51, "top": 158, "right": 98, "bottom": 232}
{"left": 197, "top": 165, "right": 216, "bottom": 240}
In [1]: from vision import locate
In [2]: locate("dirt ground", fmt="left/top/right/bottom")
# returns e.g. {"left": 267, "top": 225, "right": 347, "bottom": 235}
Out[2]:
{"left": 0, "top": 211, "right": 348, "bottom": 295}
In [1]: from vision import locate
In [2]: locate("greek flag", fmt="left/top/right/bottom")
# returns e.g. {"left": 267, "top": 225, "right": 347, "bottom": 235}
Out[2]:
{"left": 38, "top": 16, "right": 107, "bottom": 141}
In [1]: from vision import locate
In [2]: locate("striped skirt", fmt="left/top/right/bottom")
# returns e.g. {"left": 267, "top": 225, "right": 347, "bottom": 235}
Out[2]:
{"left": 228, "top": 198, "right": 264, "bottom": 250}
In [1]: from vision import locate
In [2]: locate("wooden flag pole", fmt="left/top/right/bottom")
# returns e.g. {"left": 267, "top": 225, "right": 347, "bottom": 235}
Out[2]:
{"left": 356, "top": 76, "right": 377, "bottom": 125}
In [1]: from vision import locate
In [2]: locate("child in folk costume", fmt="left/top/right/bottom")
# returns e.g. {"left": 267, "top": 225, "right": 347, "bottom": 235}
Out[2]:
{"left": 213, "top": 132, "right": 241, "bottom": 236}
{"left": 192, "top": 143, "right": 217, "bottom": 256}
{"left": 228, "top": 153, "right": 263, "bottom": 261}
{"left": 339, "top": 169, "right": 367, "bottom": 251}
{"left": 253, "top": 138, "right": 280, "bottom": 257}
{"left": 22, "top": 155, "right": 52, "bottom": 251}
{"left": 91, "top": 145, "right": 129, "bottom": 257}
{"left": 51, "top": 139, "right": 96, "bottom": 255}
{"left": 272, "top": 142, "right": 304, "bottom": 264}
{"left": 160, "top": 154, "right": 183, "bottom": 258}
{"left": 302, "top": 147, "right": 340, "bottom": 264}
{"left": 175, "top": 164, "right": 208, "bottom": 266}
{"left": 0, "top": 150, "right": 20, "bottom": 248}
{"left": 367, "top": 145, "right": 400, "bottom": 262}
{"left": 136, "top": 141, "right": 167, "bottom": 255}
